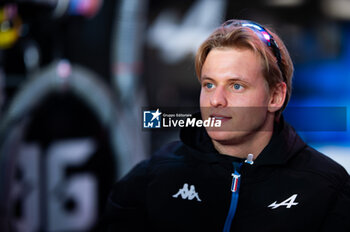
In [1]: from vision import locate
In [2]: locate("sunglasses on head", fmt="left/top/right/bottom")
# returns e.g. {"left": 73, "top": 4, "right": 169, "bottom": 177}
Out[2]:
{"left": 223, "top": 20, "right": 285, "bottom": 82}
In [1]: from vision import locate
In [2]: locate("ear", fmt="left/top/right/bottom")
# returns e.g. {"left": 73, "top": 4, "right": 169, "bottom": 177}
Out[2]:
{"left": 268, "top": 82, "right": 287, "bottom": 113}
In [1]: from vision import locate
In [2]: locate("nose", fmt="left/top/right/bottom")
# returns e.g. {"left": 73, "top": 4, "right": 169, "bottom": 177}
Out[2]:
{"left": 210, "top": 87, "right": 227, "bottom": 107}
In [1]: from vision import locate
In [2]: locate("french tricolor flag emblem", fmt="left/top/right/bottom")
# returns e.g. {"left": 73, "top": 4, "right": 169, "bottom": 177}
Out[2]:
{"left": 231, "top": 173, "right": 241, "bottom": 192}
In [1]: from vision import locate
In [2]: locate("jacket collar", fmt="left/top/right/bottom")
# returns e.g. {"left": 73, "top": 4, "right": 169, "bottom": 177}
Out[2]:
{"left": 252, "top": 118, "right": 306, "bottom": 166}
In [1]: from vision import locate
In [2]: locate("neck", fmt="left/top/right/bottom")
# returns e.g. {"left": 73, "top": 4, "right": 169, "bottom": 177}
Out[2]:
{"left": 212, "top": 131, "right": 273, "bottom": 159}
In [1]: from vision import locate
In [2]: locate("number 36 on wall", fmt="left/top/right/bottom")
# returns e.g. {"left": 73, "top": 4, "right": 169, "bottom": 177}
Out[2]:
{"left": 10, "top": 138, "right": 97, "bottom": 232}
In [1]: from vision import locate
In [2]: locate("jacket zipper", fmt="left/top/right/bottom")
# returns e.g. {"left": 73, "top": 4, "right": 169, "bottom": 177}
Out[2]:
{"left": 223, "top": 162, "right": 242, "bottom": 232}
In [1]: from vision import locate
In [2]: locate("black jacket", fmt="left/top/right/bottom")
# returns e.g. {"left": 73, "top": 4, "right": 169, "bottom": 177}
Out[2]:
{"left": 104, "top": 118, "right": 350, "bottom": 231}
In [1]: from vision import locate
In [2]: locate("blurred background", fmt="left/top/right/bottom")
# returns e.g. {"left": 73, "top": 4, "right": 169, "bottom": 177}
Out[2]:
{"left": 0, "top": 0, "right": 349, "bottom": 231}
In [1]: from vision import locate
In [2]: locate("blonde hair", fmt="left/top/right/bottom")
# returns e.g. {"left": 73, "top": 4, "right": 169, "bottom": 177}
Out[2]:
{"left": 195, "top": 19, "right": 293, "bottom": 115}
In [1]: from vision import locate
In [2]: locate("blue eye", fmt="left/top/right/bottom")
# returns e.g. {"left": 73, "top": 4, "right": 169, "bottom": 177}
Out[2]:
{"left": 233, "top": 83, "right": 242, "bottom": 90}
{"left": 206, "top": 83, "right": 214, "bottom": 89}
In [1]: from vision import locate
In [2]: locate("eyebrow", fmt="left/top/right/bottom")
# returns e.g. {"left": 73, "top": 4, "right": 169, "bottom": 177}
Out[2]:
{"left": 201, "top": 75, "right": 249, "bottom": 84}
{"left": 201, "top": 76, "right": 215, "bottom": 82}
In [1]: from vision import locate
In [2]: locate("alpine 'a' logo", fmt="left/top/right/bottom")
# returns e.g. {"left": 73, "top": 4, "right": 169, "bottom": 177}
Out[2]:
{"left": 172, "top": 183, "right": 202, "bottom": 202}
{"left": 268, "top": 194, "right": 299, "bottom": 209}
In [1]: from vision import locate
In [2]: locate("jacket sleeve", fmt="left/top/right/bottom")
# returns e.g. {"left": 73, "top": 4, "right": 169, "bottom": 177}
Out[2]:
{"left": 102, "top": 160, "right": 150, "bottom": 232}
{"left": 320, "top": 173, "right": 350, "bottom": 231}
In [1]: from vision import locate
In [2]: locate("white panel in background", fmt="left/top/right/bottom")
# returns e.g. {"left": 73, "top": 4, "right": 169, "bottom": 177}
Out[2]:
{"left": 147, "top": 0, "right": 226, "bottom": 63}
{"left": 316, "top": 145, "right": 350, "bottom": 174}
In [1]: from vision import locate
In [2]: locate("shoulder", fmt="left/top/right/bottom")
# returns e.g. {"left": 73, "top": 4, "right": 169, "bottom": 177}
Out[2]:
{"left": 119, "top": 141, "right": 186, "bottom": 180}
{"left": 152, "top": 140, "right": 184, "bottom": 159}
{"left": 108, "top": 141, "right": 189, "bottom": 200}
{"left": 147, "top": 140, "right": 194, "bottom": 173}
{"left": 290, "top": 145, "right": 349, "bottom": 187}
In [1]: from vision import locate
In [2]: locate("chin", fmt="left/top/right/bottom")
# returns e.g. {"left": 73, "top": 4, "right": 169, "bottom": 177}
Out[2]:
{"left": 206, "top": 130, "right": 249, "bottom": 145}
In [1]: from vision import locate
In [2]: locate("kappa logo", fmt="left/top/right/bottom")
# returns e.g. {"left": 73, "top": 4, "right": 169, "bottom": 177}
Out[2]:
{"left": 268, "top": 194, "right": 299, "bottom": 209}
{"left": 172, "top": 183, "right": 202, "bottom": 202}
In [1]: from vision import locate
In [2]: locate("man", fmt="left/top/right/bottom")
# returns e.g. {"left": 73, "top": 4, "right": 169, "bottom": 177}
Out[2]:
{"left": 103, "top": 19, "right": 350, "bottom": 231}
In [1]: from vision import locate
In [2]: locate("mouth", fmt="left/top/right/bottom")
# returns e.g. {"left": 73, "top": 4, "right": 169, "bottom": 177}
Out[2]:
{"left": 209, "top": 114, "right": 232, "bottom": 122}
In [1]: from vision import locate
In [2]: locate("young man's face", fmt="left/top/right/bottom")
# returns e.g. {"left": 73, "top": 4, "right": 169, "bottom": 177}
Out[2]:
{"left": 200, "top": 47, "right": 275, "bottom": 144}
